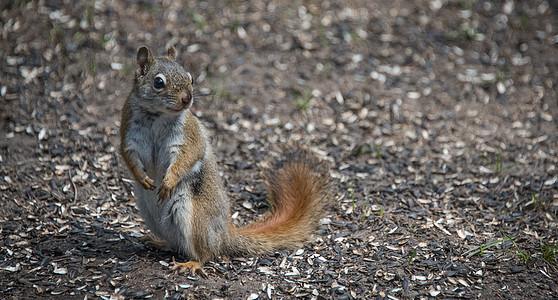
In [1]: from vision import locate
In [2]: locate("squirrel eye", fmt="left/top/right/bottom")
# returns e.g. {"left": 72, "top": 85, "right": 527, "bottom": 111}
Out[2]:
{"left": 153, "top": 74, "right": 166, "bottom": 91}
{"left": 187, "top": 72, "right": 194, "bottom": 85}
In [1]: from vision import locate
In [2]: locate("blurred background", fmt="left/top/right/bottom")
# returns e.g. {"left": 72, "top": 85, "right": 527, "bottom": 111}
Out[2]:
{"left": 1, "top": 0, "right": 557, "bottom": 299}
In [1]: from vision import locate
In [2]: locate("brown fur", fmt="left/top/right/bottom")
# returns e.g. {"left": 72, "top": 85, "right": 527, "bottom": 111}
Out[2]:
{"left": 229, "top": 158, "right": 330, "bottom": 256}
{"left": 158, "top": 111, "right": 205, "bottom": 201}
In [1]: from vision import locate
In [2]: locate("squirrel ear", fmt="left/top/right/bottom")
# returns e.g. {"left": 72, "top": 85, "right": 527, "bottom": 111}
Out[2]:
{"left": 167, "top": 45, "right": 176, "bottom": 61}
{"left": 136, "top": 46, "right": 154, "bottom": 76}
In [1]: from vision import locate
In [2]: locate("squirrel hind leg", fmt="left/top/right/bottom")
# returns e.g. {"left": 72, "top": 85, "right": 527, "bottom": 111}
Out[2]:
{"left": 140, "top": 232, "right": 171, "bottom": 250}
{"left": 171, "top": 258, "right": 207, "bottom": 278}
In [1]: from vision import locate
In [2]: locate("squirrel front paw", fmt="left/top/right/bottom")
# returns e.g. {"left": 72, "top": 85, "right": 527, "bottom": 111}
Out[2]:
{"left": 140, "top": 175, "right": 156, "bottom": 190}
{"left": 158, "top": 174, "right": 177, "bottom": 202}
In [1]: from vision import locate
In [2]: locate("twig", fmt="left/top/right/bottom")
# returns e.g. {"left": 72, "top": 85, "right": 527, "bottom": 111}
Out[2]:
{"left": 68, "top": 169, "right": 77, "bottom": 202}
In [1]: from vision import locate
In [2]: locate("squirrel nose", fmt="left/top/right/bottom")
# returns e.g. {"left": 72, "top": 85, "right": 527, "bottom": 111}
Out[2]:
{"left": 180, "top": 91, "right": 192, "bottom": 107}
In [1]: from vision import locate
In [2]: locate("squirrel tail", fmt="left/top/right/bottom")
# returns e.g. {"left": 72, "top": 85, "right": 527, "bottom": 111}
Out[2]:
{"left": 228, "top": 156, "right": 330, "bottom": 256}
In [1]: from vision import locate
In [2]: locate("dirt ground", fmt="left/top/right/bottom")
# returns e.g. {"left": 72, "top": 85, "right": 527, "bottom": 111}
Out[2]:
{"left": 1, "top": 0, "right": 557, "bottom": 299}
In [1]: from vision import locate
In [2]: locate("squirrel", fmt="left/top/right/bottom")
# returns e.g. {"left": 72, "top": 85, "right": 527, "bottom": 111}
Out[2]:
{"left": 120, "top": 45, "right": 330, "bottom": 275}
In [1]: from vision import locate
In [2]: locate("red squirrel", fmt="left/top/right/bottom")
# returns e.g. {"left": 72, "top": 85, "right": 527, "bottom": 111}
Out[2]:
{"left": 120, "top": 45, "right": 330, "bottom": 275}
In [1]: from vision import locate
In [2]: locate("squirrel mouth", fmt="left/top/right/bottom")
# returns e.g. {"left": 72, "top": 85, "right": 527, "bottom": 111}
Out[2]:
{"left": 169, "top": 107, "right": 186, "bottom": 113}
{"left": 168, "top": 103, "right": 190, "bottom": 113}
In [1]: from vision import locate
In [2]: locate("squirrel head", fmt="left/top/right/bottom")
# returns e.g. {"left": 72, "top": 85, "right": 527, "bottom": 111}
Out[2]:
{"left": 133, "top": 45, "right": 194, "bottom": 115}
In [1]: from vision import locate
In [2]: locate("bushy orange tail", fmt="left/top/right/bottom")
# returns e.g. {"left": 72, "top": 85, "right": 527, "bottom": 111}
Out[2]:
{"left": 228, "top": 157, "right": 330, "bottom": 256}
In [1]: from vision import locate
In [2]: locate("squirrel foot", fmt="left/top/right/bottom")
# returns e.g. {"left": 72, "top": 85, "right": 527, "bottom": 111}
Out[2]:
{"left": 140, "top": 233, "right": 169, "bottom": 249}
{"left": 171, "top": 258, "right": 207, "bottom": 278}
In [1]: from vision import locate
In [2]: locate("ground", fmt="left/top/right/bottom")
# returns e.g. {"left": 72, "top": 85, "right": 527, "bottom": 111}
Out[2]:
{"left": 1, "top": 0, "right": 557, "bottom": 299}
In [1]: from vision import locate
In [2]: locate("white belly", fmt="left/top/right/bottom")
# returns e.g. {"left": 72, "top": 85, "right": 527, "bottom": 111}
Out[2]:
{"left": 127, "top": 111, "right": 196, "bottom": 256}
{"left": 134, "top": 180, "right": 195, "bottom": 256}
